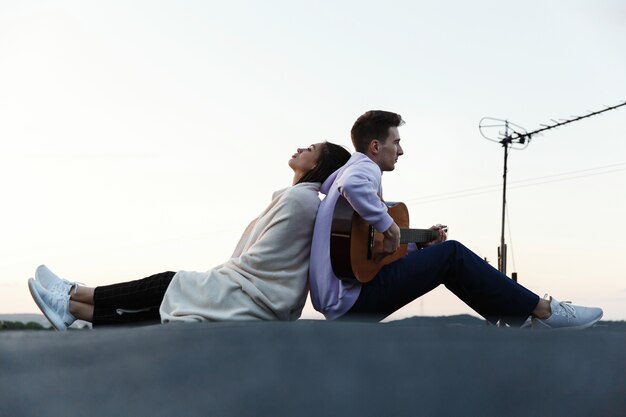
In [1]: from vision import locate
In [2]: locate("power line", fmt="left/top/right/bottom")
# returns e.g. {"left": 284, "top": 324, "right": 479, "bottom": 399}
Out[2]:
{"left": 404, "top": 162, "right": 626, "bottom": 205}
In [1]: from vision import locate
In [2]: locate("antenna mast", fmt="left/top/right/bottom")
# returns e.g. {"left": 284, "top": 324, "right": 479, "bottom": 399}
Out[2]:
{"left": 479, "top": 100, "right": 626, "bottom": 279}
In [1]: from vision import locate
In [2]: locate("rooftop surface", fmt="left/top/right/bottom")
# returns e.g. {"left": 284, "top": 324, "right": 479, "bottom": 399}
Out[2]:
{"left": 1, "top": 317, "right": 624, "bottom": 417}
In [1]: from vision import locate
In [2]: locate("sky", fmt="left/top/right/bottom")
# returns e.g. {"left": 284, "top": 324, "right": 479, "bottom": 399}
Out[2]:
{"left": 1, "top": 1, "right": 625, "bottom": 320}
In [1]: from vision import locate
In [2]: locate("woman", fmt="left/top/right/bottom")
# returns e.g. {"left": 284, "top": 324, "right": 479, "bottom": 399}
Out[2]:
{"left": 28, "top": 141, "right": 351, "bottom": 330}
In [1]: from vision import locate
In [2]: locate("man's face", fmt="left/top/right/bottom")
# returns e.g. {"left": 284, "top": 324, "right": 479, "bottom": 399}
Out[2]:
{"left": 376, "top": 126, "right": 403, "bottom": 172}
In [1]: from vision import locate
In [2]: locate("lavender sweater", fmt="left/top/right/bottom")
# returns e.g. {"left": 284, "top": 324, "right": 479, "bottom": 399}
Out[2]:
{"left": 309, "top": 153, "right": 394, "bottom": 320}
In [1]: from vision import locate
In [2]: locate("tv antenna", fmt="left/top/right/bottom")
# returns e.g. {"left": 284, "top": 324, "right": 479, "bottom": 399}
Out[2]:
{"left": 479, "top": 100, "right": 626, "bottom": 279}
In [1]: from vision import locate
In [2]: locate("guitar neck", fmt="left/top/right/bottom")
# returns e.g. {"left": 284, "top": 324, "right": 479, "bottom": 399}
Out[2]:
{"left": 399, "top": 228, "right": 438, "bottom": 244}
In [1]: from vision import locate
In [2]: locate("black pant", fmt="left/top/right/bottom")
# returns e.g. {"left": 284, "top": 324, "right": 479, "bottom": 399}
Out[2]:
{"left": 92, "top": 271, "right": 176, "bottom": 327}
{"left": 342, "top": 241, "right": 539, "bottom": 326}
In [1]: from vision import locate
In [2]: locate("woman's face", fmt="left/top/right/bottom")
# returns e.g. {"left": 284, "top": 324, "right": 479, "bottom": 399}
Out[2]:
{"left": 288, "top": 142, "right": 324, "bottom": 178}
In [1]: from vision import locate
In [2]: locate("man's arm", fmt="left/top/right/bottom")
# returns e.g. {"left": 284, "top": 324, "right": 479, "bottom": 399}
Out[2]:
{"left": 378, "top": 222, "right": 401, "bottom": 262}
{"left": 337, "top": 163, "right": 400, "bottom": 260}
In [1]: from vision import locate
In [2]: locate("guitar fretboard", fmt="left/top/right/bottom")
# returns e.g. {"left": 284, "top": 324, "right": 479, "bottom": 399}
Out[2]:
{"left": 399, "top": 228, "right": 438, "bottom": 244}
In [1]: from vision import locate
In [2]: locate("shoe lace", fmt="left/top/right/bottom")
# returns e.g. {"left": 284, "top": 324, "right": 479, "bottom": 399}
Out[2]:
{"left": 50, "top": 279, "right": 84, "bottom": 295}
{"left": 543, "top": 293, "right": 576, "bottom": 319}
{"left": 48, "top": 279, "right": 72, "bottom": 294}
{"left": 555, "top": 300, "right": 576, "bottom": 318}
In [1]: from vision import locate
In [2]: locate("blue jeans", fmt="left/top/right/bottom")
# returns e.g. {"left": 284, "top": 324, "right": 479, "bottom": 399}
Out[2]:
{"left": 342, "top": 240, "right": 540, "bottom": 326}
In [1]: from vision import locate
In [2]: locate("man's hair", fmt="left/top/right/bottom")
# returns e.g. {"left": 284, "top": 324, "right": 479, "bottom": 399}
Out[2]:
{"left": 297, "top": 141, "right": 351, "bottom": 185}
{"left": 350, "top": 110, "right": 405, "bottom": 153}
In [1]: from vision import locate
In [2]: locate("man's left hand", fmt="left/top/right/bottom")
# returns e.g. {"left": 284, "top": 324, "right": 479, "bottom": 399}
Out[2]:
{"left": 422, "top": 224, "right": 447, "bottom": 248}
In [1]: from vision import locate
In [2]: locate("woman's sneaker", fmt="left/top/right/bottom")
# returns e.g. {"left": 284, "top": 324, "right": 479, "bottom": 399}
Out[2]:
{"left": 28, "top": 278, "right": 76, "bottom": 331}
{"left": 533, "top": 296, "right": 603, "bottom": 330}
{"left": 35, "top": 265, "right": 77, "bottom": 295}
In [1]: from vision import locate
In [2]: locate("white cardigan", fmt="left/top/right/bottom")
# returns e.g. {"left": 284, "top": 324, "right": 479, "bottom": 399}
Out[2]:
{"left": 160, "top": 182, "right": 321, "bottom": 322}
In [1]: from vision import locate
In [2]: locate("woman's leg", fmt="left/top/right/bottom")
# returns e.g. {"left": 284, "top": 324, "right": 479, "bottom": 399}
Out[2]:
{"left": 71, "top": 285, "right": 95, "bottom": 304}
{"left": 74, "top": 271, "right": 176, "bottom": 327}
{"left": 57, "top": 285, "right": 96, "bottom": 322}
{"left": 69, "top": 300, "right": 94, "bottom": 322}
{"left": 342, "top": 240, "right": 540, "bottom": 325}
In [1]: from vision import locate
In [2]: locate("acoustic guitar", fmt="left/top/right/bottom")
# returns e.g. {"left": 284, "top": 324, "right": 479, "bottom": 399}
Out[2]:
{"left": 330, "top": 196, "right": 439, "bottom": 283}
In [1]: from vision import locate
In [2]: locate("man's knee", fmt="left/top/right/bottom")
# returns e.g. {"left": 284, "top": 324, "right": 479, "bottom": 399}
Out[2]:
{"left": 440, "top": 239, "right": 464, "bottom": 251}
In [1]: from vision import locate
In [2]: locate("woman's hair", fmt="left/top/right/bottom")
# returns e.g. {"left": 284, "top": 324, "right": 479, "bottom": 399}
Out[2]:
{"left": 351, "top": 110, "right": 405, "bottom": 153}
{"left": 297, "top": 141, "right": 351, "bottom": 185}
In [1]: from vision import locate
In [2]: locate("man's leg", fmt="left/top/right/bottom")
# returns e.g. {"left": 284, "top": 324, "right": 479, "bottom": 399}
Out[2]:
{"left": 342, "top": 240, "right": 539, "bottom": 325}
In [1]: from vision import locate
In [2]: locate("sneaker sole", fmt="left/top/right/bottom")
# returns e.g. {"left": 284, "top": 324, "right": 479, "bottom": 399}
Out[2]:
{"left": 28, "top": 278, "right": 67, "bottom": 331}
{"left": 533, "top": 311, "right": 604, "bottom": 330}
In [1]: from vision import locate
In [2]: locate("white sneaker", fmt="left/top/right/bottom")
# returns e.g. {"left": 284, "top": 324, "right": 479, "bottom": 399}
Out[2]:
{"left": 35, "top": 265, "right": 77, "bottom": 295}
{"left": 28, "top": 278, "right": 76, "bottom": 331}
{"left": 533, "top": 296, "right": 603, "bottom": 330}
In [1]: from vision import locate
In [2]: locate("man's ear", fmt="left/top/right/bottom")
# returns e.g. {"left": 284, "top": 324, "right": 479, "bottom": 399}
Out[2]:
{"left": 368, "top": 139, "right": 380, "bottom": 155}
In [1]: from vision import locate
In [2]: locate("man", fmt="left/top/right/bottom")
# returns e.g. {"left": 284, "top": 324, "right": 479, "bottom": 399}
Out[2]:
{"left": 309, "top": 110, "right": 602, "bottom": 328}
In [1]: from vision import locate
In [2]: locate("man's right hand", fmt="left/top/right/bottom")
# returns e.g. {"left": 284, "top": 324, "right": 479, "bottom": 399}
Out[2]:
{"left": 374, "top": 222, "right": 401, "bottom": 263}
